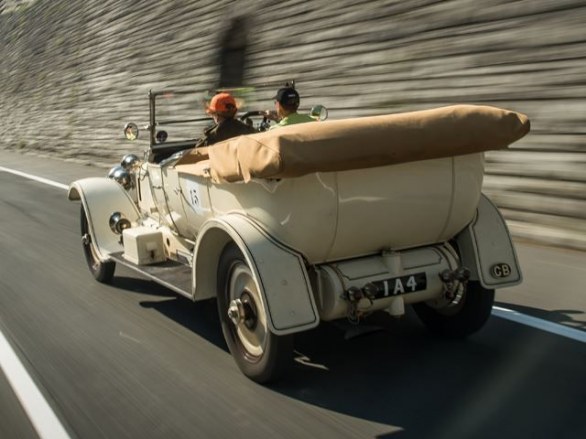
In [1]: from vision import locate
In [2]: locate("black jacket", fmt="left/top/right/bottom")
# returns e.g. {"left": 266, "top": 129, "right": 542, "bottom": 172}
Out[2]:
{"left": 195, "top": 118, "right": 256, "bottom": 147}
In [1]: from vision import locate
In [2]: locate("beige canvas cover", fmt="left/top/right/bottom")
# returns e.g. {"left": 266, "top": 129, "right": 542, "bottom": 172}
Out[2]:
{"left": 175, "top": 104, "right": 530, "bottom": 183}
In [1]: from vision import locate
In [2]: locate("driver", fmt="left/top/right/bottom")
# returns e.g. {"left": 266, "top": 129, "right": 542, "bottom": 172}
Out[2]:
{"left": 268, "top": 87, "right": 316, "bottom": 130}
{"left": 195, "top": 92, "right": 256, "bottom": 147}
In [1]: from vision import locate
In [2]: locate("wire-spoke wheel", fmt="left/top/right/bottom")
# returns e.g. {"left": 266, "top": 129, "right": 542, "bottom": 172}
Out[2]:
{"left": 80, "top": 206, "right": 115, "bottom": 283}
{"left": 217, "top": 243, "right": 292, "bottom": 383}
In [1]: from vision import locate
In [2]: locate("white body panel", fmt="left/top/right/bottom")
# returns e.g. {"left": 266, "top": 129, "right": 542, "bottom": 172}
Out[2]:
{"left": 206, "top": 154, "right": 484, "bottom": 263}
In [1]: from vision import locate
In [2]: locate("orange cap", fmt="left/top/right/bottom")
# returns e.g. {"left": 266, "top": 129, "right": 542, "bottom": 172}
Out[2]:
{"left": 207, "top": 92, "right": 237, "bottom": 116}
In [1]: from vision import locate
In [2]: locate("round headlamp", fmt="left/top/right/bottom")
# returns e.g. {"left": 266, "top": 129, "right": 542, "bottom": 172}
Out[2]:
{"left": 109, "top": 212, "right": 131, "bottom": 235}
{"left": 108, "top": 165, "right": 132, "bottom": 190}
{"left": 121, "top": 154, "right": 140, "bottom": 170}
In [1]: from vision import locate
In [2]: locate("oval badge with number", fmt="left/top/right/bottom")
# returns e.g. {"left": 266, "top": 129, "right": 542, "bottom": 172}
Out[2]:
{"left": 491, "top": 263, "right": 512, "bottom": 278}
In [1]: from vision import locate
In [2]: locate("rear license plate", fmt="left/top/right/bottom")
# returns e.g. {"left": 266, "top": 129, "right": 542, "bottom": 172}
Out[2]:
{"left": 368, "top": 272, "right": 427, "bottom": 299}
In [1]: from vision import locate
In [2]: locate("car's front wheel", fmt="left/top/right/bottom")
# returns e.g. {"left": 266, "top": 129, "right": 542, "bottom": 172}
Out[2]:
{"left": 413, "top": 281, "right": 494, "bottom": 338}
{"left": 217, "top": 243, "right": 293, "bottom": 383}
{"left": 80, "top": 206, "right": 115, "bottom": 283}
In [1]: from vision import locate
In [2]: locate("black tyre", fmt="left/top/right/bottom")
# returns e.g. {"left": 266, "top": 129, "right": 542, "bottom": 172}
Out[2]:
{"left": 413, "top": 281, "right": 494, "bottom": 338}
{"left": 217, "top": 243, "right": 293, "bottom": 383}
{"left": 80, "top": 206, "right": 115, "bottom": 283}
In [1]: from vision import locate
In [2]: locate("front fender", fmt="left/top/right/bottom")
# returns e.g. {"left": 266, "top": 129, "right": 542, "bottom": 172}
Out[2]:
{"left": 68, "top": 178, "right": 141, "bottom": 261}
{"left": 192, "top": 214, "right": 320, "bottom": 336}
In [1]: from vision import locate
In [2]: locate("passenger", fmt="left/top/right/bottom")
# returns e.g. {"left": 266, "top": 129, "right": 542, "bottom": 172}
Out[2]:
{"left": 267, "top": 87, "right": 316, "bottom": 130}
{"left": 195, "top": 92, "right": 256, "bottom": 147}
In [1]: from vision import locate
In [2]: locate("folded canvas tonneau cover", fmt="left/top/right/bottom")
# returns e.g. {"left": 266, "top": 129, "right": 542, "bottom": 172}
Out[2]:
{"left": 175, "top": 104, "right": 530, "bottom": 183}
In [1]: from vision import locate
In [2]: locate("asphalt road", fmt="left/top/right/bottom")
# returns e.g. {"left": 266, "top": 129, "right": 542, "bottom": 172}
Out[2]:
{"left": 1, "top": 151, "right": 585, "bottom": 439}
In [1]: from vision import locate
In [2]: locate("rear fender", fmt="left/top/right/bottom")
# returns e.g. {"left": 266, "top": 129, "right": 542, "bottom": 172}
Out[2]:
{"left": 68, "top": 178, "right": 141, "bottom": 261}
{"left": 456, "top": 194, "right": 522, "bottom": 289}
{"left": 193, "top": 215, "right": 320, "bottom": 336}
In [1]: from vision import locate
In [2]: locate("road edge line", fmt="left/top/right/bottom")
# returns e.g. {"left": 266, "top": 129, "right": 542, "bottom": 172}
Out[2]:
{"left": 0, "top": 166, "right": 69, "bottom": 191}
{"left": 492, "top": 306, "right": 586, "bottom": 343}
{"left": 0, "top": 330, "right": 71, "bottom": 439}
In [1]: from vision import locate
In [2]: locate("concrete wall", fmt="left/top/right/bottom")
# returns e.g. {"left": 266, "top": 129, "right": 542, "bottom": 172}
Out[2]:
{"left": 1, "top": 0, "right": 585, "bottom": 250}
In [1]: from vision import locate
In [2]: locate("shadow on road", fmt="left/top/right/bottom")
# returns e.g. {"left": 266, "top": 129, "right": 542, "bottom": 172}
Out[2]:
{"left": 273, "top": 310, "right": 585, "bottom": 438}
{"left": 110, "top": 276, "right": 177, "bottom": 298}
{"left": 110, "top": 277, "right": 586, "bottom": 439}
{"left": 111, "top": 275, "right": 228, "bottom": 351}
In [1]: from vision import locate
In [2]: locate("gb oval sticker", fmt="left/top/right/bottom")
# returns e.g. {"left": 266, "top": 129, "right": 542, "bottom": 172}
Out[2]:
{"left": 491, "top": 263, "right": 512, "bottom": 278}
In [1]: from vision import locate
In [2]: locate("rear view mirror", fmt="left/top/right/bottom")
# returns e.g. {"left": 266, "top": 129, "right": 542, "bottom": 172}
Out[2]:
{"left": 310, "top": 105, "right": 328, "bottom": 121}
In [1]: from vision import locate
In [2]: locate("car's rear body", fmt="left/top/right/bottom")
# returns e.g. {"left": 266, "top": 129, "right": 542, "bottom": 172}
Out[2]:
{"left": 204, "top": 153, "right": 484, "bottom": 264}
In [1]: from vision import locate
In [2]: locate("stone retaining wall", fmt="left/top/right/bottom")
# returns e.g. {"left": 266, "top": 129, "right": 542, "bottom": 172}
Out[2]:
{"left": 1, "top": 0, "right": 584, "bottom": 250}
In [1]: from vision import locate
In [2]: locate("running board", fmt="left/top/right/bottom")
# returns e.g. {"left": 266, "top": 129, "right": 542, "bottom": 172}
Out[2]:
{"left": 109, "top": 252, "right": 192, "bottom": 298}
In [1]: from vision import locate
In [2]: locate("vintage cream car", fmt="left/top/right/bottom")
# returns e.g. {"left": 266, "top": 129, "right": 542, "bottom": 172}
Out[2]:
{"left": 68, "top": 90, "right": 530, "bottom": 383}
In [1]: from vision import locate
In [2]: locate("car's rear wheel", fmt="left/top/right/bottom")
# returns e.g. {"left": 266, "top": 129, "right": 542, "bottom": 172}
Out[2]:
{"left": 217, "top": 243, "right": 293, "bottom": 383}
{"left": 413, "top": 281, "right": 494, "bottom": 338}
{"left": 80, "top": 206, "right": 115, "bottom": 283}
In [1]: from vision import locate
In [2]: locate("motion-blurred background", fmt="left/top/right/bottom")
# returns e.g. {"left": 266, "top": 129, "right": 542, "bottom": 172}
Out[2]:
{"left": 0, "top": 0, "right": 584, "bottom": 250}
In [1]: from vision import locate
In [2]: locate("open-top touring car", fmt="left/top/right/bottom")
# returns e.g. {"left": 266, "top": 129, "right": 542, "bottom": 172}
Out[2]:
{"left": 68, "top": 89, "right": 530, "bottom": 383}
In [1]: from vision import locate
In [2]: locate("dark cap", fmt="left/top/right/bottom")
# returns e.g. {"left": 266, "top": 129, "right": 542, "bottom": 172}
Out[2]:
{"left": 273, "top": 87, "right": 300, "bottom": 107}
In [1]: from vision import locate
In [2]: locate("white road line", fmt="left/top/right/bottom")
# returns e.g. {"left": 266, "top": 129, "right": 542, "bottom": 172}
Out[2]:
{"left": 0, "top": 330, "right": 71, "bottom": 439}
{"left": 492, "top": 306, "right": 586, "bottom": 343}
{"left": 1, "top": 165, "right": 71, "bottom": 437}
{"left": 0, "top": 166, "right": 69, "bottom": 191}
